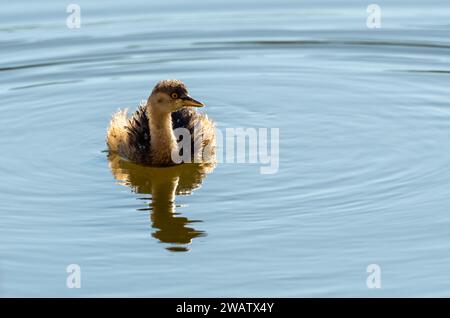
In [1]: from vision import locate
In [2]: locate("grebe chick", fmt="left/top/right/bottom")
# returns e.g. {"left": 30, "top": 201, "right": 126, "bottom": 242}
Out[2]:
{"left": 106, "top": 79, "right": 216, "bottom": 165}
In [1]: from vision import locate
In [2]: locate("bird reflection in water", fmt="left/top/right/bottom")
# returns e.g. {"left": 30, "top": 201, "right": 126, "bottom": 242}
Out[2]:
{"left": 108, "top": 153, "right": 215, "bottom": 252}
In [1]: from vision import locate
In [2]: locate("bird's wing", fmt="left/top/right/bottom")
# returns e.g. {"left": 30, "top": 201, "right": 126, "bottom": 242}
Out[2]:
{"left": 124, "top": 105, "right": 152, "bottom": 164}
{"left": 172, "top": 108, "right": 194, "bottom": 132}
{"left": 172, "top": 108, "right": 216, "bottom": 163}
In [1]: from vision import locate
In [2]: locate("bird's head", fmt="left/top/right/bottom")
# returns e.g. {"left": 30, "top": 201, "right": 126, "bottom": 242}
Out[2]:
{"left": 147, "top": 79, "right": 204, "bottom": 114}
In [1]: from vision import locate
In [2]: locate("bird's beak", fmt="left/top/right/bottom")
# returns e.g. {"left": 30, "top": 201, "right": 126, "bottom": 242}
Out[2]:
{"left": 182, "top": 95, "right": 204, "bottom": 107}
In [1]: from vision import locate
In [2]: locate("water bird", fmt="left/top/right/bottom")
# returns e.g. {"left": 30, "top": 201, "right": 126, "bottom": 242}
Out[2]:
{"left": 107, "top": 79, "right": 216, "bottom": 165}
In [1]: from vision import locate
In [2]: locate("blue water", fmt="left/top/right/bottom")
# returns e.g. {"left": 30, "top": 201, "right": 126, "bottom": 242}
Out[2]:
{"left": 1, "top": 0, "right": 450, "bottom": 297}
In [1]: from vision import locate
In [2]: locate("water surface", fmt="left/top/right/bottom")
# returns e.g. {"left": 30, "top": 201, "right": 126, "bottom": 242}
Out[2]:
{"left": 1, "top": 0, "right": 450, "bottom": 296}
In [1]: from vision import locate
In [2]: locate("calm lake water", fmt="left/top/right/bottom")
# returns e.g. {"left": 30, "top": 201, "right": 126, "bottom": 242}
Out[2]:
{"left": 1, "top": 0, "right": 450, "bottom": 297}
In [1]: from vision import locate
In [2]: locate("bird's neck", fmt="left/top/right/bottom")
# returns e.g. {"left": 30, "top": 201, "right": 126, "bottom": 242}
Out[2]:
{"left": 147, "top": 109, "right": 178, "bottom": 164}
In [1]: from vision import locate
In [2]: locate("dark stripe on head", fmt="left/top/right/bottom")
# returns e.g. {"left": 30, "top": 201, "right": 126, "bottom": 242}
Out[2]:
{"left": 151, "top": 79, "right": 188, "bottom": 97}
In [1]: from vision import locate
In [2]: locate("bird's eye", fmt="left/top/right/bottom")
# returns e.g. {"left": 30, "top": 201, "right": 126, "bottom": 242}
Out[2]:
{"left": 171, "top": 93, "right": 178, "bottom": 99}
